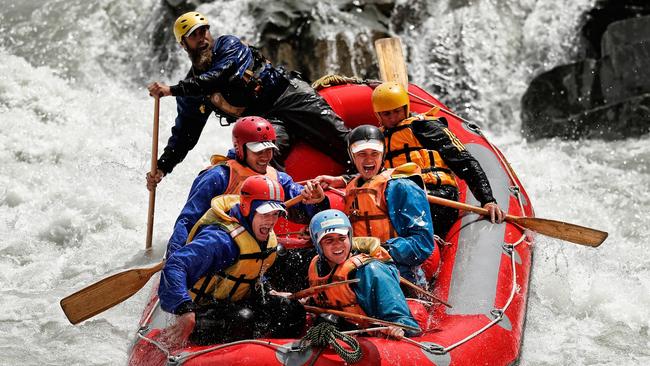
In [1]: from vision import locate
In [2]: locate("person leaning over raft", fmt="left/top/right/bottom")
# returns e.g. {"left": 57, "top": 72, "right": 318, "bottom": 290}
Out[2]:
{"left": 306, "top": 209, "right": 422, "bottom": 339}
{"left": 164, "top": 116, "right": 327, "bottom": 258}
{"left": 146, "top": 11, "right": 350, "bottom": 188}
{"left": 315, "top": 125, "right": 437, "bottom": 286}
{"left": 158, "top": 176, "right": 306, "bottom": 346}
{"left": 370, "top": 82, "right": 505, "bottom": 238}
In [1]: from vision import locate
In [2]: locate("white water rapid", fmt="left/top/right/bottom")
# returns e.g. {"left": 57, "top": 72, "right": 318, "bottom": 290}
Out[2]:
{"left": 0, "top": 0, "right": 648, "bottom": 365}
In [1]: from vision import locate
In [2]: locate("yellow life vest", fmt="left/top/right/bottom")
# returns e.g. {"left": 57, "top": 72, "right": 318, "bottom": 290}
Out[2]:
{"left": 307, "top": 254, "right": 374, "bottom": 320}
{"left": 343, "top": 169, "right": 397, "bottom": 242}
{"left": 187, "top": 195, "right": 278, "bottom": 303}
{"left": 382, "top": 116, "right": 459, "bottom": 189}
{"left": 207, "top": 155, "right": 279, "bottom": 195}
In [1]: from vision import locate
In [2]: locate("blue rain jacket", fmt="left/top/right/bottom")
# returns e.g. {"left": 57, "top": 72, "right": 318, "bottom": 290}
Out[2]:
{"left": 159, "top": 35, "right": 288, "bottom": 174}
{"left": 354, "top": 260, "right": 422, "bottom": 337}
{"left": 159, "top": 204, "right": 252, "bottom": 314}
{"left": 166, "top": 150, "right": 328, "bottom": 257}
{"left": 383, "top": 178, "right": 436, "bottom": 283}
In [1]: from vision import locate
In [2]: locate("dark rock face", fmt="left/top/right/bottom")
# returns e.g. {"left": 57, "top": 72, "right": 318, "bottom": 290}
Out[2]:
{"left": 158, "top": 0, "right": 396, "bottom": 82}
{"left": 251, "top": 1, "right": 394, "bottom": 82}
{"left": 581, "top": 0, "right": 650, "bottom": 58}
{"left": 521, "top": 3, "right": 650, "bottom": 141}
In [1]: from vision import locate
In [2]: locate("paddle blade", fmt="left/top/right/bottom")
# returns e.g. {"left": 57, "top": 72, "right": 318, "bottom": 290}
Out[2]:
{"left": 374, "top": 37, "right": 409, "bottom": 87}
{"left": 511, "top": 217, "right": 608, "bottom": 247}
{"left": 60, "top": 261, "right": 164, "bottom": 324}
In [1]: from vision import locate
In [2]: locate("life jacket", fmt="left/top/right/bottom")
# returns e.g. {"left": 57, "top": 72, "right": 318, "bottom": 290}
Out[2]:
{"left": 343, "top": 169, "right": 397, "bottom": 242}
{"left": 382, "top": 115, "right": 458, "bottom": 189}
{"left": 187, "top": 195, "right": 277, "bottom": 303}
{"left": 206, "top": 155, "right": 279, "bottom": 195}
{"left": 307, "top": 254, "right": 375, "bottom": 321}
{"left": 207, "top": 44, "right": 271, "bottom": 117}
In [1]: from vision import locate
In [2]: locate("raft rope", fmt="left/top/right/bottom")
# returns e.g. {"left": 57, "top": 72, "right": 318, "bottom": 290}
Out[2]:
{"left": 311, "top": 74, "right": 367, "bottom": 90}
{"left": 136, "top": 308, "right": 387, "bottom": 365}
{"left": 298, "top": 322, "right": 363, "bottom": 364}
{"left": 396, "top": 233, "right": 527, "bottom": 355}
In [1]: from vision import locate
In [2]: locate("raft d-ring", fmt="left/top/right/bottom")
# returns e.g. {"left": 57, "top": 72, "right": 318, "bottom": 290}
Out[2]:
{"left": 501, "top": 243, "right": 514, "bottom": 255}
{"left": 137, "top": 325, "right": 150, "bottom": 335}
{"left": 466, "top": 123, "right": 482, "bottom": 133}
{"left": 166, "top": 354, "right": 181, "bottom": 366}
{"left": 167, "top": 352, "right": 191, "bottom": 366}
{"left": 426, "top": 344, "right": 446, "bottom": 355}
{"left": 490, "top": 309, "right": 504, "bottom": 320}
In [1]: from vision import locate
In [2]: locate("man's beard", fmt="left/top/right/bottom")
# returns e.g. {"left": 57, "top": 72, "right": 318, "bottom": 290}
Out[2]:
{"left": 188, "top": 44, "right": 212, "bottom": 72}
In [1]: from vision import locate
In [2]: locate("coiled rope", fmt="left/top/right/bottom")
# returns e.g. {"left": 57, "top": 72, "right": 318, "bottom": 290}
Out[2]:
{"left": 298, "top": 322, "right": 363, "bottom": 364}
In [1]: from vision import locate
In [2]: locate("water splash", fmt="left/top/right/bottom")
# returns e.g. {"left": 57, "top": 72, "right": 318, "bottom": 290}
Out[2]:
{"left": 0, "top": 0, "right": 648, "bottom": 364}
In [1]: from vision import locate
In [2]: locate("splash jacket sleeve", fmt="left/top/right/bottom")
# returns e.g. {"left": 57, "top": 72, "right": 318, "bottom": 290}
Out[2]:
{"left": 410, "top": 118, "right": 496, "bottom": 206}
{"left": 385, "top": 178, "right": 435, "bottom": 282}
{"left": 170, "top": 35, "right": 250, "bottom": 97}
{"left": 166, "top": 165, "right": 230, "bottom": 257}
{"left": 158, "top": 225, "right": 239, "bottom": 314}
{"left": 354, "top": 261, "right": 422, "bottom": 337}
{"left": 157, "top": 95, "right": 211, "bottom": 175}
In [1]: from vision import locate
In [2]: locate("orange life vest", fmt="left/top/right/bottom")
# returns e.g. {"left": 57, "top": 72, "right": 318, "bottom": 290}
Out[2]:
{"left": 343, "top": 170, "right": 397, "bottom": 242}
{"left": 382, "top": 116, "right": 458, "bottom": 189}
{"left": 207, "top": 155, "right": 278, "bottom": 194}
{"left": 307, "top": 254, "right": 374, "bottom": 321}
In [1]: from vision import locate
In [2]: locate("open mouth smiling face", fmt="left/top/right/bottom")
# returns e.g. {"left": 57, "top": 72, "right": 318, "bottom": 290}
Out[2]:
{"left": 353, "top": 149, "right": 384, "bottom": 180}
{"left": 320, "top": 233, "right": 351, "bottom": 265}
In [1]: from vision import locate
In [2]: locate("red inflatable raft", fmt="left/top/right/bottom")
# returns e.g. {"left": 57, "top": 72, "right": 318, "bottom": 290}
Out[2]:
{"left": 128, "top": 83, "right": 535, "bottom": 366}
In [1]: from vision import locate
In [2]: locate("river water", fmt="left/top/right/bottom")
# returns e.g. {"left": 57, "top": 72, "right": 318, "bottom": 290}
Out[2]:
{"left": 0, "top": 0, "right": 648, "bottom": 365}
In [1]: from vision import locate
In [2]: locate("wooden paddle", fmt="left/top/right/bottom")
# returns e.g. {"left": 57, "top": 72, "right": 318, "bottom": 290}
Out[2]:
{"left": 374, "top": 38, "right": 606, "bottom": 247}
{"left": 60, "top": 261, "right": 165, "bottom": 324}
{"left": 304, "top": 305, "right": 420, "bottom": 333}
{"left": 288, "top": 279, "right": 360, "bottom": 300}
{"left": 427, "top": 195, "right": 608, "bottom": 247}
{"left": 374, "top": 37, "right": 409, "bottom": 87}
{"left": 145, "top": 96, "right": 160, "bottom": 251}
{"left": 60, "top": 195, "right": 305, "bottom": 325}
{"left": 399, "top": 277, "right": 452, "bottom": 308}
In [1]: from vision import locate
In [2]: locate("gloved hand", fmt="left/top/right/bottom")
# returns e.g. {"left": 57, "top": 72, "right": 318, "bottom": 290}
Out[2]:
{"left": 352, "top": 237, "right": 381, "bottom": 255}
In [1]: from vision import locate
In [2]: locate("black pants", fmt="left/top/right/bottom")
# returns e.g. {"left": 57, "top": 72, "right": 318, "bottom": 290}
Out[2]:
{"left": 190, "top": 295, "right": 306, "bottom": 345}
{"left": 426, "top": 185, "right": 460, "bottom": 239}
{"left": 266, "top": 247, "right": 316, "bottom": 293}
{"left": 264, "top": 77, "right": 351, "bottom": 171}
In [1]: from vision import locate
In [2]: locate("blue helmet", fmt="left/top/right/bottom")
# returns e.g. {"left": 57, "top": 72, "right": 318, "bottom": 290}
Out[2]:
{"left": 309, "top": 209, "right": 353, "bottom": 256}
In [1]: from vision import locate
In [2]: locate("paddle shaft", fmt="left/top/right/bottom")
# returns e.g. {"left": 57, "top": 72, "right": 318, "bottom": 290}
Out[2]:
{"left": 145, "top": 97, "right": 160, "bottom": 251}
{"left": 61, "top": 194, "right": 306, "bottom": 325}
{"left": 399, "top": 277, "right": 452, "bottom": 308}
{"left": 288, "top": 279, "right": 360, "bottom": 300}
{"left": 324, "top": 182, "right": 606, "bottom": 246}
{"left": 427, "top": 195, "right": 607, "bottom": 247}
{"left": 304, "top": 305, "right": 420, "bottom": 333}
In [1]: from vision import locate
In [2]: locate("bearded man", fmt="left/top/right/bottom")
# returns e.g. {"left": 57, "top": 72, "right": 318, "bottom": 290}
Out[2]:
{"left": 146, "top": 12, "right": 350, "bottom": 189}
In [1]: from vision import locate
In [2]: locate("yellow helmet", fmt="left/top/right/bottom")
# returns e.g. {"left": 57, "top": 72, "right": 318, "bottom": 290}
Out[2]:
{"left": 173, "top": 12, "right": 209, "bottom": 43}
{"left": 371, "top": 82, "right": 410, "bottom": 117}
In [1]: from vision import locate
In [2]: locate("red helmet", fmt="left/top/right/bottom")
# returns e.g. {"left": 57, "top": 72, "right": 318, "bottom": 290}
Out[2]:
{"left": 239, "top": 175, "right": 286, "bottom": 217}
{"left": 232, "top": 116, "right": 277, "bottom": 161}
